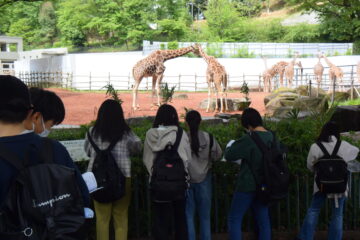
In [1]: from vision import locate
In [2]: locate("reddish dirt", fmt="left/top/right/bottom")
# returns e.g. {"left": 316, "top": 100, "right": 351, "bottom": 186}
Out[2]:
{"left": 50, "top": 88, "right": 268, "bottom": 125}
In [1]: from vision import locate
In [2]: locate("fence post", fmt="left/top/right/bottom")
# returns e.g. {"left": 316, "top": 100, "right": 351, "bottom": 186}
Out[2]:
{"left": 295, "top": 68, "right": 298, "bottom": 87}
{"left": 331, "top": 76, "right": 336, "bottom": 104}
{"left": 178, "top": 74, "right": 181, "bottom": 91}
{"left": 350, "top": 66, "right": 354, "bottom": 100}
{"left": 194, "top": 73, "right": 197, "bottom": 92}
{"left": 89, "top": 72, "right": 92, "bottom": 91}
{"left": 128, "top": 72, "right": 131, "bottom": 90}
{"left": 308, "top": 80, "right": 312, "bottom": 97}
{"left": 108, "top": 72, "right": 111, "bottom": 85}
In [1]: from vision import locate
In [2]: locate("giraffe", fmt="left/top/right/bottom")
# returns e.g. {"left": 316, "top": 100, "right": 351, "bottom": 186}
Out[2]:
{"left": 313, "top": 53, "right": 324, "bottom": 96}
{"left": 285, "top": 52, "right": 303, "bottom": 87}
{"left": 271, "top": 61, "right": 288, "bottom": 88}
{"left": 132, "top": 45, "right": 200, "bottom": 110}
{"left": 322, "top": 53, "right": 344, "bottom": 91}
{"left": 261, "top": 56, "right": 273, "bottom": 93}
{"left": 197, "top": 44, "right": 228, "bottom": 113}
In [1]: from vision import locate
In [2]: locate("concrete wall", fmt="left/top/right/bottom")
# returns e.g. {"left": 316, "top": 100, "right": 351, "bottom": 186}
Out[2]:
{"left": 14, "top": 51, "right": 360, "bottom": 91}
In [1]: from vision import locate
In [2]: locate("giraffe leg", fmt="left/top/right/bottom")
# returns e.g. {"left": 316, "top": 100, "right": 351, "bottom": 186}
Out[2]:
{"left": 151, "top": 76, "right": 156, "bottom": 104}
{"left": 132, "top": 81, "right": 141, "bottom": 110}
{"left": 206, "top": 82, "right": 211, "bottom": 113}
{"left": 155, "top": 74, "right": 164, "bottom": 107}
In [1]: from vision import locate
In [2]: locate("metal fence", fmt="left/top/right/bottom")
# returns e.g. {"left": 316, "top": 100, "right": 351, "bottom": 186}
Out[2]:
{"left": 17, "top": 64, "right": 360, "bottom": 96}
{"left": 143, "top": 41, "right": 353, "bottom": 58}
{"left": 127, "top": 172, "right": 360, "bottom": 238}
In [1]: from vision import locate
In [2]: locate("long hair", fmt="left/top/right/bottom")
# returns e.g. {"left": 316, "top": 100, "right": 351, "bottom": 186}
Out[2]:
{"left": 317, "top": 121, "right": 340, "bottom": 143}
{"left": 92, "top": 99, "right": 130, "bottom": 143}
{"left": 185, "top": 110, "right": 202, "bottom": 157}
{"left": 153, "top": 104, "right": 179, "bottom": 128}
{"left": 241, "top": 107, "right": 263, "bottom": 129}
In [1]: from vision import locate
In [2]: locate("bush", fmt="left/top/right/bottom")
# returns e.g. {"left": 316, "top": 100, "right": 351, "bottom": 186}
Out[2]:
{"left": 353, "top": 40, "right": 360, "bottom": 55}
{"left": 167, "top": 41, "right": 179, "bottom": 50}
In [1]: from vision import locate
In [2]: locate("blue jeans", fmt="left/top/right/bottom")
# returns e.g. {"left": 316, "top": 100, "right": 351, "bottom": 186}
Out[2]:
{"left": 298, "top": 192, "right": 346, "bottom": 240}
{"left": 186, "top": 173, "right": 212, "bottom": 240}
{"left": 228, "top": 191, "right": 271, "bottom": 240}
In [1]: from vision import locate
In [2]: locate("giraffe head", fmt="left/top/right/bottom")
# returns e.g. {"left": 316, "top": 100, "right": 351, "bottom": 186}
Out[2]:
{"left": 191, "top": 43, "right": 201, "bottom": 57}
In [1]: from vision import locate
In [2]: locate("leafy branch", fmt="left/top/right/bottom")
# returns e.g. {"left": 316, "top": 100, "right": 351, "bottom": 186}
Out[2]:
{"left": 104, "top": 83, "right": 123, "bottom": 104}
{"left": 160, "top": 83, "right": 176, "bottom": 104}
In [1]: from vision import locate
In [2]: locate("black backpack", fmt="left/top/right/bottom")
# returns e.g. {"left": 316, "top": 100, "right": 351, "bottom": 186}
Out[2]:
{"left": 87, "top": 132, "right": 126, "bottom": 203}
{"left": 314, "top": 140, "right": 348, "bottom": 194}
{"left": 248, "top": 131, "right": 290, "bottom": 205}
{"left": 150, "top": 127, "right": 188, "bottom": 202}
{"left": 0, "top": 138, "right": 86, "bottom": 240}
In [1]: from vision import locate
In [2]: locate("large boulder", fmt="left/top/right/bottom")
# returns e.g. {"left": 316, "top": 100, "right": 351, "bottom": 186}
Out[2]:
{"left": 293, "top": 96, "right": 329, "bottom": 112}
{"left": 265, "top": 93, "right": 300, "bottom": 115}
{"left": 264, "top": 92, "right": 299, "bottom": 105}
{"left": 295, "top": 85, "right": 327, "bottom": 97}
{"left": 199, "top": 98, "right": 237, "bottom": 112}
{"left": 327, "top": 92, "right": 350, "bottom": 102}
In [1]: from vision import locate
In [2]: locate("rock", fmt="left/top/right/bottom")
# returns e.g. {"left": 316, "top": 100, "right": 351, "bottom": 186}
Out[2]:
{"left": 330, "top": 105, "right": 360, "bottom": 132}
{"left": 199, "top": 98, "right": 234, "bottom": 111}
{"left": 264, "top": 92, "right": 299, "bottom": 105}
{"left": 273, "top": 87, "right": 296, "bottom": 94}
{"left": 215, "top": 113, "right": 242, "bottom": 120}
{"left": 327, "top": 92, "right": 350, "bottom": 102}
{"left": 341, "top": 131, "right": 360, "bottom": 141}
{"left": 173, "top": 94, "right": 188, "bottom": 99}
{"left": 293, "top": 96, "right": 328, "bottom": 112}
{"left": 201, "top": 117, "right": 224, "bottom": 125}
{"left": 272, "top": 106, "right": 293, "bottom": 118}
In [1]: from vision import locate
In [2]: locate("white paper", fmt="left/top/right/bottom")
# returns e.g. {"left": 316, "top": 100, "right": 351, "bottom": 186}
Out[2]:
{"left": 82, "top": 172, "right": 103, "bottom": 193}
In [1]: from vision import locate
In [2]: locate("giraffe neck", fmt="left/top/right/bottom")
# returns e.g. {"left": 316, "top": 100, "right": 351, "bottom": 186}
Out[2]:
{"left": 323, "top": 56, "right": 333, "bottom": 67}
{"left": 197, "top": 46, "right": 210, "bottom": 64}
{"left": 162, "top": 46, "right": 193, "bottom": 61}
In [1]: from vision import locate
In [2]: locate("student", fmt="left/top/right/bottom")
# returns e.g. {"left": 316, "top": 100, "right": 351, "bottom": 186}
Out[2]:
{"left": 143, "top": 104, "right": 192, "bottom": 240}
{"left": 185, "top": 110, "right": 222, "bottom": 240}
{"left": 29, "top": 87, "right": 65, "bottom": 136}
{"left": 84, "top": 99, "right": 141, "bottom": 240}
{"left": 0, "top": 75, "right": 89, "bottom": 231}
{"left": 224, "top": 108, "right": 271, "bottom": 240}
{"left": 297, "top": 121, "right": 359, "bottom": 240}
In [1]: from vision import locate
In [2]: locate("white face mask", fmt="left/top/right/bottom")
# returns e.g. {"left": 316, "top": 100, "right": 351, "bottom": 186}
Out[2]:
{"left": 39, "top": 117, "right": 51, "bottom": 137}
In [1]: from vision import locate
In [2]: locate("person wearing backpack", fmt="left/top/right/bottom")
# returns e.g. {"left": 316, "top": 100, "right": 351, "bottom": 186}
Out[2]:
{"left": 185, "top": 110, "right": 222, "bottom": 240}
{"left": 0, "top": 75, "right": 90, "bottom": 239}
{"left": 84, "top": 99, "right": 141, "bottom": 240}
{"left": 296, "top": 121, "right": 359, "bottom": 240}
{"left": 143, "top": 104, "right": 192, "bottom": 240}
{"left": 224, "top": 108, "right": 273, "bottom": 240}
{"left": 29, "top": 87, "right": 65, "bottom": 137}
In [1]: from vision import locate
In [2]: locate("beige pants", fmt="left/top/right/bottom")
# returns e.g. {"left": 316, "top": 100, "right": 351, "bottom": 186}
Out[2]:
{"left": 94, "top": 178, "right": 131, "bottom": 240}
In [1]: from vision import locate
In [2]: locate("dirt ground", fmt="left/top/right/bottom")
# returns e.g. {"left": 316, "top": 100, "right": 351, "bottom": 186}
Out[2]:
{"left": 50, "top": 88, "right": 268, "bottom": 125}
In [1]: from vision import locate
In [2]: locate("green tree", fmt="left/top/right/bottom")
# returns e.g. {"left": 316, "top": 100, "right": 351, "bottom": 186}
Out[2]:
{"left": 204, "top": 0, "right": 241, "bottom": 40}
{"left": 296, "top": 0, "right": 360, "bottom": 42}
{"left": 233, "top": 0, "right": 263, "bottom": 17}
{"left": 38, "top": 1, "right": 57, "bottom": 46}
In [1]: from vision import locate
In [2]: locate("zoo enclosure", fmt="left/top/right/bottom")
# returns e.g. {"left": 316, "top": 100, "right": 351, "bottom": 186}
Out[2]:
{"left": 142, "top": 41, "right": 353, "bottom": 58}
{"left": 17, "top": 64, "right": 360, "bottom": 97}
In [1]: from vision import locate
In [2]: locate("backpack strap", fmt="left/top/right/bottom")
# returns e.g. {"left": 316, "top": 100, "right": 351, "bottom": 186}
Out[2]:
{"left": 40, "top": 138, "right": 54, "bottom": 164}
{"left": 331, "top": 139, "right": 342, "bottom": 157}
{"left": 316, "top": 141, "right": 331, "bottom": 158}
{"left": 208, "top": 133, "right": 214, "bottom": 157}
{"left": 248, "top": 131, "right": 269, "bottom": 153}
{"left": 0, "top": 143, "right": 23, "bottom": 170}
{"left": 87, "top": 131, "right": 120, "bottom": 153}
{"left": 173, "top": 127, "right": 183, "bottom": 150}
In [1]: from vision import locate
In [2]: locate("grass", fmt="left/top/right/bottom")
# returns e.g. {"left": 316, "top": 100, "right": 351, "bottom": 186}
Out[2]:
{"left": 338, "top": 98, "right": 360, "bottom": 106}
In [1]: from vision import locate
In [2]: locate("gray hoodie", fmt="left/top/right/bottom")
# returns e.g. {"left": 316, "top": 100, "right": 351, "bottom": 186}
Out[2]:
{"left": 187, "top": 130, "right": 223, "bottom": 183}
{"left": 143, "top": 126, "right": 192, "bottom": 176}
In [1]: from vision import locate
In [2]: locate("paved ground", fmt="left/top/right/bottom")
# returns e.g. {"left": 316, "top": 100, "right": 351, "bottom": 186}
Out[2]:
{"left": 51, "top": 88, "right": 268, "bottom": 125}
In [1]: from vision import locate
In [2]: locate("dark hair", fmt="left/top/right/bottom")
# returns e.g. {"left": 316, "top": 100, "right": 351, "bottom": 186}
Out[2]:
{"left": 29, "top": 87, "right": 65, "bottom": 125}
{"left": 92, "top": 99, "right": 130, "bottom": 143}
{"left": 0, "top": 75, "right": 31, "bottom": 123}
{"left": 241, "top": 107, "right": 263, "bottom": 129}
{"left": 317, "top": 121, "right": 340, "bottom": 143}
{"left": 185, "top": 110, "right": 202, "bottom": 157}
{"left": 153, "top": 104, "right": 179, "bottom": 128}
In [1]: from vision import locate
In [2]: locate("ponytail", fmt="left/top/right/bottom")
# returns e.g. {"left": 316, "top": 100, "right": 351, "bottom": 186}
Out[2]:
{"left": 185, "top": 110, "right": 202, "bottom": 157}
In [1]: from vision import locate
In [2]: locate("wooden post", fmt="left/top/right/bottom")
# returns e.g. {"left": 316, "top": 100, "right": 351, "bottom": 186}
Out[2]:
{"left": 350, "top": 66, "right": 354, "bottom": 100}
{"left": 308, "top": 80, "right": 312, "bottom": 97}
{"left": 331, "top": 76, "right": 336, "bottom": 104}
{"left": 89, "top": 72, "right": 92, "bottom": 91}
{"left": 194, "top": 73, "right": 197, "bottom": 92}
{"left": 108, "top": 72, "right": 111, "bottom": 85}
{"left": 128, "top": 72, "right": 131, "bottom": 90}
{"left": 178, "top": 74, "right": 181, "bottom": 91}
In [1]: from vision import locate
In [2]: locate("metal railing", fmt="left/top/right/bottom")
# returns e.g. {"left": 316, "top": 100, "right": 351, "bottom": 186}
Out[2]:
{"left": 127, "top": 172, "right": 360, "bottom": 238}
{"left": 17, "top": 64, "right": 360, "bottom": 96}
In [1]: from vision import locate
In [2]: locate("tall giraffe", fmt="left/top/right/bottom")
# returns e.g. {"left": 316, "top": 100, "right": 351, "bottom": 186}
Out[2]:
{"left": 313, "top": 53, "right": 324, "bottom": 96}
{"left": 198, "top": 44, "right": 228, "bottom": 113}
{"left": 285, "top": 52, "right": 303, "bottom": 87}
{"left": 322, "top": 53, "right": 344, "bottom": 91}
{"left": 261, "top": 57, "right": 272, "bottom": 92}
{"left": 132, "top": 45, "right": 199, "bottom": 110}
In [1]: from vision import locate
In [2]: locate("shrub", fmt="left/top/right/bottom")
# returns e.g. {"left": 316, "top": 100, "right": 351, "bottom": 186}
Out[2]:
{"left": 167, "top": 41, "right": 179, "bottom": 50}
